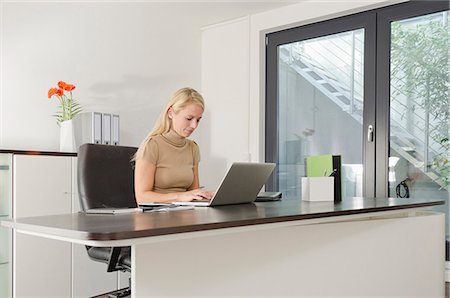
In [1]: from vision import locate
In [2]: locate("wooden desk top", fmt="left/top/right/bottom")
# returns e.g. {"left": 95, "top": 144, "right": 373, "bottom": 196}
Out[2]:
{"left": 0, "top": 148, "right": 76, "bottom": 157}
{"left": 1, "top": 197, "right": 444, "bottom": 243}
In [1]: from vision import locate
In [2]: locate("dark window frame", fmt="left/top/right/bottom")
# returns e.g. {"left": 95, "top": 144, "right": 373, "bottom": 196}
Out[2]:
{"left": 265, "top": 1, "right": 449, "bottom": 196}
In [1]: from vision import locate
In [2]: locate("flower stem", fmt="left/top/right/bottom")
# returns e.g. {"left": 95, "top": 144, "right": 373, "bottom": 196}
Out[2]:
{"left": 69, "top": 91, "right": 73, "bottom": 119}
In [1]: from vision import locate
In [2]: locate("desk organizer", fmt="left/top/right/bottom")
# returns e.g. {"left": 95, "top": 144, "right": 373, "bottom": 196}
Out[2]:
{"left": 301, "top": 177, "right": 334, "bottom": 201}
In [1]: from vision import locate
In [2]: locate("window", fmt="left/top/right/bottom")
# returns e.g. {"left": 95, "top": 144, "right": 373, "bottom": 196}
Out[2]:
{"left": 266, "top": 0, "right": 449, "bottom": 229}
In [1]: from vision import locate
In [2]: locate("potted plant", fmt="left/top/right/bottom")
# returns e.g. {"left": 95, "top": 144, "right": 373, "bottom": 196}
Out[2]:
{"left": 47, "top": 81, "right": 83, "bottom": 152}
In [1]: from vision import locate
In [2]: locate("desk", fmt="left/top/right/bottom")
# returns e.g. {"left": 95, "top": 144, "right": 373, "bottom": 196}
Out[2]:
{"left": 1, "top": 197, "right": 445, "bottom": 297}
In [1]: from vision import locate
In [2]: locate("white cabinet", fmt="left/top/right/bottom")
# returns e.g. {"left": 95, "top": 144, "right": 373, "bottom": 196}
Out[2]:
{"left": 3, "top": 153, "right": 120, "bottom": 297}
{"left": 13, "top": 155, "right": 72, "bottom": 297}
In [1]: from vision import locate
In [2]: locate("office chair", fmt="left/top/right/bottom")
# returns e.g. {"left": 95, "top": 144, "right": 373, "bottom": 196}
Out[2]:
{"left": 77, "top": 143, "right": 138, "bottom": 297}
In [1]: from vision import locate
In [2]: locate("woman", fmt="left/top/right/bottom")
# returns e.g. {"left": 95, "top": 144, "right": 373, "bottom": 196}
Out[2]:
{"left": 134, "top": 87, "right": 213, "bottom": 203}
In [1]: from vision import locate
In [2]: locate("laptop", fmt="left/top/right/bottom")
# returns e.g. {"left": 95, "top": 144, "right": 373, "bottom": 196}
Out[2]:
{"left": 173, "top": 162, "right": 276, "bottom": 207}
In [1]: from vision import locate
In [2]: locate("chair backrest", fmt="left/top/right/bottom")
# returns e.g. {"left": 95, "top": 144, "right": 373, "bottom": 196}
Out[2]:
{"left": 77, "top": 143, "right": 138, "bottom": 210}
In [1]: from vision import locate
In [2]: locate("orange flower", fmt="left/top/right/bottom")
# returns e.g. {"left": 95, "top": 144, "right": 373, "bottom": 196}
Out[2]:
{"left": 63, "top": 84, "right": 76, "bottom": 91}
{"left": 48, "top": 88, "right": 58, "bottom": 99}
{"left": 57, "top": 81, "right": 67, "bottom": 89}
{"left": 46, "top": 80, "right": 83, "bottom": 126}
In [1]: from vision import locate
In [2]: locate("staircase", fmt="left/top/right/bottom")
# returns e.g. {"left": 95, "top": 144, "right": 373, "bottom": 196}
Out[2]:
{"left": 279, "top": 35, "right": 447, "bottom": 189}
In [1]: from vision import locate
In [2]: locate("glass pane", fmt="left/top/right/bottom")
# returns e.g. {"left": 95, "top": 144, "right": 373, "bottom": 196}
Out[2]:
{"left": 0, "top": 154, "right": 12, "bottom": 298}
{"left": 390, "top": 11, "right": 449, "bottom": 228}
{"left": 277, "top": 29, "right": 364, "bottom": 199}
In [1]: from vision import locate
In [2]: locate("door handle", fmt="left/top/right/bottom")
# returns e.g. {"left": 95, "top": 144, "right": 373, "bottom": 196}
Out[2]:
{"left": 367, "top": 125, "right": 374, "bottom": 142}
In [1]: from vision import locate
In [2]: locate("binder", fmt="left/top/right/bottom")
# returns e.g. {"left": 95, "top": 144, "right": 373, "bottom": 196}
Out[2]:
{"left": 306, "top": 154, "right": 342, "bottom": 202}
{"left": 73, "top": 112, "right": 102, "bottom": 148}
{"left": 73, "top": 112, "right": 119, "bottom": 149}
{"left": 93, "top": 112, "right": 102, "bottom": 144}
{"left": 102, "top": 113, "right": 111, "bottom": 145}
{"left": 112, "top": 114, "right": 120, "bottom": 145}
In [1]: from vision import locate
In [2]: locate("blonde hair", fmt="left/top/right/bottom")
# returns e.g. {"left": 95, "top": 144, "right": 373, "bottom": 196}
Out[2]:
{"left": 134, "top": 87, "right": 205, "bottom": 160}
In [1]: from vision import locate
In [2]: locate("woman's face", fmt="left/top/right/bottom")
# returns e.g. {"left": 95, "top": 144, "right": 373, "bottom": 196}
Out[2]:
{"left": 169, "top": 102, "right": 203, "bottom": 138}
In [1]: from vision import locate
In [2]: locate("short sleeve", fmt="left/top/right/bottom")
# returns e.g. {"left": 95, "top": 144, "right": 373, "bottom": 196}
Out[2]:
{"left": 141, "top": 139, "right": 159, "bottom": 164}
{"left": 191, "top": 141, "right": 200, "bottom": 164}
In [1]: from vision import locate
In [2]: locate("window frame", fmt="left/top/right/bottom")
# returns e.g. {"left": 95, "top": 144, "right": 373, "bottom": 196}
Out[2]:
{"left": 265, "top": 0, "right": 449, "bottom": 197}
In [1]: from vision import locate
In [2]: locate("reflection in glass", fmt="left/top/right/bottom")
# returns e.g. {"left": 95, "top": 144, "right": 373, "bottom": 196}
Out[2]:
{"left": 277, "top": 29, "right": 364, "bottom": 199}
{"left": 389, "top": 11, "right": 449, "bottom": 230}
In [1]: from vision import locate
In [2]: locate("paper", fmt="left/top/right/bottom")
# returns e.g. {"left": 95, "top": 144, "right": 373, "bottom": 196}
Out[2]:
{"left": 85, "top": 207, "right": 142, "bottom": 214}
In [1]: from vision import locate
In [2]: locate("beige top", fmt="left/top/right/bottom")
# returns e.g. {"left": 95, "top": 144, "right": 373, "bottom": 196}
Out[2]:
{"left": 140, "top": 130, "right": 200, "bottom": 194}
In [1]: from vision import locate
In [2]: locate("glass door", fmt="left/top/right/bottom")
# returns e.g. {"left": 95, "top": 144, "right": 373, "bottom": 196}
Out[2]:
{"left": 389, "top": 11, "right": 449, "bottom": 200}
{"left": 266, "top": 0, "right": 449, "bottom": 269}
{"left": 277, "top": 30, "right": 365, "bottom": 199}
{"left": 266, "top": 1, "right": 448, "bottom": 203}
{"left": 266, "top": 13, "right": 376, "bottom": 198}
{"left": 374, "top": 2, "right": 449, "bottom": 236}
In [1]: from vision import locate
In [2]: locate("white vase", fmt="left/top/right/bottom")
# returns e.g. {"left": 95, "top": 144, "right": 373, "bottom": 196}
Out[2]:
{"left": 60, "top": 120, "right": 76, "bottom": 152}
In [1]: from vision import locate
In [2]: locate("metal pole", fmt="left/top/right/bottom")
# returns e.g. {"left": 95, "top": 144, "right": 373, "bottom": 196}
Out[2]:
{"left": 350, "top": 31, "right": 355, "bottom": 115}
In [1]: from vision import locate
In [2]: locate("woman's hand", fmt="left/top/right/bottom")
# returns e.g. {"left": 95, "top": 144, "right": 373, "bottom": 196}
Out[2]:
{"left": 174, "top": 189, "right": 215, "bottom": 202}
{"left": 135, "top": 159, "right": 214, "bottom": 203}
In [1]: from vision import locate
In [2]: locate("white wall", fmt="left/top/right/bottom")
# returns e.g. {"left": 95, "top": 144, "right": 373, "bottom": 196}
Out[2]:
{"left": 1, "top": 3, "right": 197, "bottom": 150}
{"left": 0, "top": 2, "right": 287, "bottom": 152}
{"left": 200, "top": 17, "right": 250, "bottom": 188}
{"left": 200, "top": 0, "right": 407, "bottom": 187}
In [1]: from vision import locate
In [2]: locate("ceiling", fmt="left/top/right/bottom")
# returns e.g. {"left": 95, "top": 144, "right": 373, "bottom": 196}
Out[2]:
{"left": 2, "top": 0, "right": 302, "bottom": 27}
{"left": 145, "top": 1, "right": 304, "bottom": 28}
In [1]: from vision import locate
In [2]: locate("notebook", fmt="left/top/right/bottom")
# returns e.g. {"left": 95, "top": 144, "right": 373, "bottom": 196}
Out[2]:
{"left": 172, "top": 162, "right": 276, "bottom": 207}
{"left": 137, "top": 203, "right": 194, "bottom": 212}
{"left": 255, "top": 191, "right": 282, "bottom": 202}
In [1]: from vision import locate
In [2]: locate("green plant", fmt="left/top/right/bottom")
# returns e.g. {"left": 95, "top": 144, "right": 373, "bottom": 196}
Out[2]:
{"left": 391, "top": 15, "right": 449, "bottom": 188}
